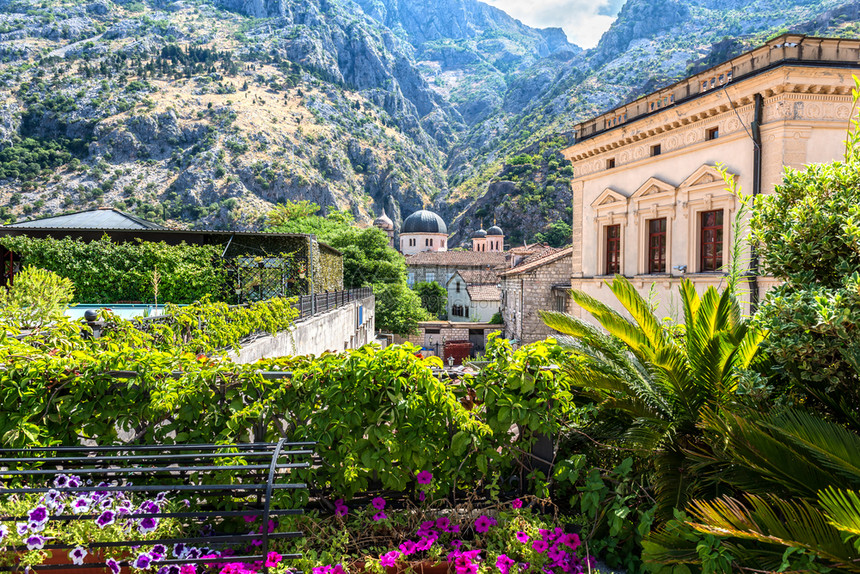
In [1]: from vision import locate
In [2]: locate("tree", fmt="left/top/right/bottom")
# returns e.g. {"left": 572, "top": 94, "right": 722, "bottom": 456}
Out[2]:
{"left": 541, "top": 276, "right": 765, "bottom": 516}
{"left": 0, "top": 266, "right": 75, "bottom": 329}
{"left": 413, "top": 281, "right": 447, "bottom": 319}
{"left": 267, "top": 200, "right": 426, "bottom": 335}
{"left": 532, "top": 220, "right": 572, "bottom": 248}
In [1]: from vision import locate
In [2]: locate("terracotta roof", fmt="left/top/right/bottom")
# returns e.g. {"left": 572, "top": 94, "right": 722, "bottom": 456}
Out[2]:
{"left": 520, "top": 246, "right": 563, "bottom": 265}
{"left": 456, "top": 268, "right": 499, "bottom": 285}
{"left": 508, "top": 243, "right": 547, "bottom": 255}
{"left": 467, "top": 284, "right": 501, "bottom": 301}
{"left": 405, "top": 251, "right": 506, "bottom": 267}
{"left": 501, "top": 246, "right": 574, "bottom": 276}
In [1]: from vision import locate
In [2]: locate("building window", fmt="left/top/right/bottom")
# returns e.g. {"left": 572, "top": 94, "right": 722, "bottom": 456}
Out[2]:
{"left": 407, "top": 272, "right": 415, "bottom": 286}
{"left": 700, "top": 210, "right": 724, "bottom": 272}
{"left": 648, "top": 218, "right": 667, "bottom": 274}
{"left": 456, "top": 282, "right": 461, "bottom": 293}
{"left": 606, "top": 158, "right": 616, "bottom": 169}
{"left": 605, "top": 224, "right": 621, "bottom": 275}
{"left": 426, "top": 271, "right": 436, "bottom": 284}
{"left": 442, "top": 239, "right": 445, "bottom": 248}
{"left": 430, "top": 238, "right": 434, "bottom": 247}
{"left": 452, "top": 305, "right": 464, "bottom": 318}
{"left": 651, "top": 144, "right": 661, "bottom": 157}
{"left": 706, "top": 127, "right": 719, "bottom": 141}
{"left": 554, "top": 294, "right": 567, "bottom": 313}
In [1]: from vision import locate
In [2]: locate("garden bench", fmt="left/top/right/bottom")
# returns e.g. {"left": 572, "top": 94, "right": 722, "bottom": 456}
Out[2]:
{"left": 0, "top": 440, "right": 314, "bottom": 574}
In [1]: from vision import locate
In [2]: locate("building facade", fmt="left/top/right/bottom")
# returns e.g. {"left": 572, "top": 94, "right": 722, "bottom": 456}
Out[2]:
{"left": 500, "top": 247, "right": 573, "bottom": 345}
{"left": 561, "top": 35, "right": 860, "bottom": 321}
{"left": 446, "top": 270, "right": 501, "bottom": 323}
{"left": 373, "top": 210, "right": 395, "bottom": 248}
{"left": 406, "top": 251, "right": 506, "bottom": 288}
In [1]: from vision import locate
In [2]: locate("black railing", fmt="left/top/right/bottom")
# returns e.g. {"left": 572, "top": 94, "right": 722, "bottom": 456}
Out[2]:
{"left": 294, "top": 287, "right": 372, "bottom": 321}
{"left": 0, "top": 441, "right": 313, "bottom": 573}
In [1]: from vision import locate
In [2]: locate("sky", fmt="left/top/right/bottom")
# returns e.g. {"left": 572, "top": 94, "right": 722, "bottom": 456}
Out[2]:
{"left": 482, "top": 0, "right": 625, "bottom": 48}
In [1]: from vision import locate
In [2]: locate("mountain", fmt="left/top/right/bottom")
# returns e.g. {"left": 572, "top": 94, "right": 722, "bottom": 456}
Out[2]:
{"left": 0, "top": 0, "right": 857, "bottom": 245}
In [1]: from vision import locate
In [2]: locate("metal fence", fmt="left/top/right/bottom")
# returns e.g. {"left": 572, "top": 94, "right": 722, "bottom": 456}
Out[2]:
{"left": 293, "top": 288, "right": 372, "bottom": 321}
{"left": 0, "top": 440, "right": 313, "bottom": 573}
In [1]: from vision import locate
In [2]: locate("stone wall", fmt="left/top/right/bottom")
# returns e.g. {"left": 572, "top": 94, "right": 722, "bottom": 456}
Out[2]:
{"left": 501, "top": 255, "right": 571, "bottom": 344}
{"left": 229, "top": 295, "right": 375, "bottom": 362}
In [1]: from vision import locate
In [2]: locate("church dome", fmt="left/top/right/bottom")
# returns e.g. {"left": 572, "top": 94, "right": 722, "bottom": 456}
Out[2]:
{"left": 373, "top": 209, "right": 394, "bottom": 230}
{"left": 471, "top": 228, "right": 487, "bottom": 238}
{"left": 402, "top": 209, "right": 447, "bottom": 234}
{"left": 487, "top": 225, "right": 504, "bottom": 236}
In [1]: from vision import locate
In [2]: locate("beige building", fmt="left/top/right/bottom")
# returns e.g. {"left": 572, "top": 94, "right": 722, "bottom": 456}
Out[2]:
{"left": 446, "top": 269, "right": 501, "bottom": 323}
{"left": 399, "top": 209, "right": 449, "bottom": 256}
{"left": 561, "top": 34, "right": 860, "bottom": 321}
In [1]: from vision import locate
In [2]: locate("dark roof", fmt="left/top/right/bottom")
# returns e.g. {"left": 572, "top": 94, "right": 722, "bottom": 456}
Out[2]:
{"left": 501, "top": 246, "right": 573, "bottom": 276}
{"left": 402, "top": 210, "right": 447, "bottom": 234}
{"left": 487, "top": 225, "right": 503, "bottom": 236}
{"left": 467, "top": 284, "right": 501, "bottom": 302}
{"left": 406, "top": 251, "right": 506, "bottom": 267}
{"left": 7, "top": 208, "right": 166, "bottom": 230}
{"left": 471, "top": 229, "right": 487, "bottom": 238}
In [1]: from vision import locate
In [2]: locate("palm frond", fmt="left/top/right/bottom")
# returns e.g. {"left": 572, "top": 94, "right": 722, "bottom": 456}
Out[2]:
{"left": 568, "top": 288, "right": 655, "bottom": 358}
{"left": 820, "top": 487, "right": 860, "bottom": 539}
{"left": 609, "top": 275, "right": 667, "bottom": 349}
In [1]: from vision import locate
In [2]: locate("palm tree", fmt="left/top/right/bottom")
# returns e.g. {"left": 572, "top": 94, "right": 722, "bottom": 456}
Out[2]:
{"left": 540, "top": 275, "right": 765, "bottom": 515}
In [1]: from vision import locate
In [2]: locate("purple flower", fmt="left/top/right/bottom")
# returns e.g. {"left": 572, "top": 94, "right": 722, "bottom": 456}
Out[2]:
{"left": 96, "top": 510, "right": 116, "bottom": 529}
{"left": 560, "top": 533, "right": 581, "bottom": 550}
{"left": 243, "top": 515, "right": 256, "bottom": 523}
{"left": 185, "top": 548, "right": 201, "bottom": 560}
{"left": 451, "top": 540, "right": 462, "bottom": 550}
{"left": 155, "top": 492, "right": 167, "bottom": 503}
{"left": 54, "top": 475, "right": 69, "bottom": 488}
{"left": 67, "top": 476, "right": 81, "bottom": 488}
{"left": 380, "top": 551, "right": 400, "bottom": 568}
{"left": 372, "top": 511, "right": 387, "bottom": 522}
{"left": 512, "top": 499, "right": 523, "bottom": 509}
{"left": 69, "top": 547, "right": 88, "bottom": 565}
{"left": 106, "top": 558, "right": 121, "bottom": 574}
{"left": 172, "top": 543, "right": 187, "bottom": 559}
{"left": 474, "top": 515, "right": 494, "bottom": 534}
{"left": 532, "top": 540, "right": 548, "bottom": 554}
{"left": 399, "top": 540, "right": 417, "bottom": 556}
{"left": 0, "top": 525, "right": 7, "bottom": 541}
{"left": 152, "top": 544, "right": 167, "bottom": 557}
{"left": 72, "top": 497, "right": 90, "bottom": 514}
{"left": 436, "top": 517, "right": 451, "bottom": 530}
{"left": 16, "top": 523, "right": 28, "bottom": 535}
{"left": 25, "top": 535, "right": 46, "bottom": 550}
{"left": 416, "top": 471, "right": 433, "bottom": 485}
{"left": 28, "top": 506, "right": 49, "bottom": 526}
{"left": 496, "top": 555, "right": 516, "bottom": 574}
{"left": 138, "top": 517, "right": 158, "bottom": 534}
{"left": 133, "top": 554, "right": 152, "bottom": 569}
{"left": 416, "top": 535, "right": 437, "bottom": 551}
{"left": 515, "top": 531, "right": 529, "bottom": 544}
{"left": 371, "top": 497, "right": 386, "bottom": 510}
{"left": 418, "top": 490, "right": 426, "bottom": 502}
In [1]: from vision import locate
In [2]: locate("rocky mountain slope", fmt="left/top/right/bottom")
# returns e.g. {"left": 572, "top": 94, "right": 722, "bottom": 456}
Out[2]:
{"left": 0, "top": 0, "right": 857, "bottom": 244}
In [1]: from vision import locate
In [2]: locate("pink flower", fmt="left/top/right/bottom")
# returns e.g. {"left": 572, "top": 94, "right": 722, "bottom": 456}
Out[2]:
{"left": 560, "top": 533, "right": 580, "bottom": 549}
{"left": 474, "top": 515, "right": 495, "bottom": 534}
{"left": 416, "top": 471, "right": 433, "bottom": 485}
{"left": 451, "top": 540, "right": 462, "bottom": 550}
{"left": 511, "top": 499, "right": 523, "bottom": 509}
{"left": 380, "top": 551, "right": 400, "bottom": 568}
{"left": 531, "top": 540, "right": 548, "bottom": 554}
{"left": 416, "top": 534, "right": 437, "bottom": 551}
{"left": 265, "top": 552, "right": 282, "bottom": 568}
{"left": 243, "top": 516, "right": 256, "bottom": 523}
{"left": 372, "top": 511, "right": 387, "bottom": 522}
{"left": 372, "top": 497, "right": 386, "bottom": 510}
{"left": 515, "top": 531, "right": 529, "bottom": 544}
{"left": 399, "top": 540, "right": 416, "bottom": 556}
{"left": 436, "top": 517, "right": 450, "bottom": 530}
{"left": 180, "top": 565, "right": 196, "bottom": 574}
{"left": 418, "top": 491, "right": 426, "bottom": 502}
{"left": 496, "top": 554, "right": 516, "bottom": 574}
{"left": 335, "top": 503, "right": 348, "bottom": 517}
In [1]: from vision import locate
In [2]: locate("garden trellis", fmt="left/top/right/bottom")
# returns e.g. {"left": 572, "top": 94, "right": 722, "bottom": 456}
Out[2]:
{"left": 0, "top": 441, "right": 314, "bottom": 573}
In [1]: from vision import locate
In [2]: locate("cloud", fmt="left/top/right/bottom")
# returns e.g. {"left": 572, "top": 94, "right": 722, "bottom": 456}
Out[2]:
{"left": 482, "top": 0, "right": 623, "bottom": 48}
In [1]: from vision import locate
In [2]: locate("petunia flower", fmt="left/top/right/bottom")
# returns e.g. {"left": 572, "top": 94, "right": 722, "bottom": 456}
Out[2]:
{"left": 371, "top": 497, "right": 386, "bottom": 510}
{"left": 54, "top": 475, "right": 69, "bottom": 488}
{"left": 512, "top": 498, "right": 523, "bottom": 509}
{"left": 450, "top": 540, "right": 462, "bottom": 550}
{"left": 138, "top": 517, "right": 158, "bottom": 534}
{"left": 106, "top": 558, "right": 121, "bottom": 574}
{"left": 474, "top": 515, "right": 494, "bottom": 534}
{"left": 179, "top": 565, "right": 196, "bottom": 574}
{"left": 69, "top": 547, "right": 88, "bottom": 566}
{"left": 0, "top": 525, "right": 7, "bottom": 541}
{"left": 265, "top": 552, "right": 282, "bottom": 568}
{"left": 133, "top": 554, "right": 152, "bottom": 570}
{"left": 515, "top": 531, "right": 529, "bottom": 544}
{"left": 16, "top": 523, "right": 28, "bottom": 536}
{"left": 416, "top": 470, "right": 433, "bottom": 485}
{"left": 28, "top": 506, "right": 49, "bottom": 526}
{"left": 25, "top": 535, "right": 46, "bottom": 550}
{"left": 243, "top": 515, "right": 256, "bottom": 523}
{"left": 496, "top": 554, "right": 516, "bottom": 574}
{"left": 372, "top": 511, "right": 387, "bottom": 522}
{"left": 418, "top": 490, "right": 426, "bottom": 502}
{"left": 560, "top": 533, "right": 580, "bottom": 549}
{"left": 335, "top": 503, "right": 348, "bottom": 517}
{"left": 399, "top": 540, "right": 417, "bottom": 556}
{"left": 531, "top": 540, "right": 548, "bottom": 554}
{"left": 72, "top": 497, "right": 90, "bottom": 514}
{"left": 96, "top": 510, "right": 116, "bottom": 529}
{"left": 172, "top": 543, "right": 187, "bottom": 559}
{"left": 380, "top": 550, "right": 400, "bottom": 568}
{"left": 436, "top": 517, "right": 451, "bottom": 530}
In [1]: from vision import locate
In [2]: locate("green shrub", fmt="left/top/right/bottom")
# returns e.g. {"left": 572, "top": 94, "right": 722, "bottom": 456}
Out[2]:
{"left": 0, "top": 266, "right": 74, "bottom": 329}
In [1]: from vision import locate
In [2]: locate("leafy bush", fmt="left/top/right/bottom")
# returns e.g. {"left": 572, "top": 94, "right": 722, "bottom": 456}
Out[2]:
{"left": 413, "top": 281, "right": 447, "bottom": 319}
{"left": 0, "top": 235, "right": 228, "bottom": 304}
{"left": 0, "top": 266, "right": 74, "bottom": 329}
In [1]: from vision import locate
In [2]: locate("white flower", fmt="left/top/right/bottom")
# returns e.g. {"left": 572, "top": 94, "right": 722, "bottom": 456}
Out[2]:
{"left": 69, "top": 547, "right": 88, "bottom": 566}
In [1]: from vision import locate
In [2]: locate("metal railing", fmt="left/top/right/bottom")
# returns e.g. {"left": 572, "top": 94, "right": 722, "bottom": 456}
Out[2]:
{"left": 0, "top": 441, "right": 313, "bottom": 573}
{"left": 294, "top": 287, "right": 372, "bottom": 320}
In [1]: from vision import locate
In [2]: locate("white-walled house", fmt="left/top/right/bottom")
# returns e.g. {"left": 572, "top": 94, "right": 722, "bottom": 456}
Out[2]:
{"left": 446, "top": 270, "right": 500, "bottom": 323}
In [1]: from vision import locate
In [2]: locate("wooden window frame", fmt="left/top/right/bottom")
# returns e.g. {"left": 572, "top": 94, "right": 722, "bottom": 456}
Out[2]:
{"left": 605, "top": 224, "right": 621, "bottom": 275}
{"left": 647, "top": 218, "right": 668, "bottom": 274}
{"left": 699, "top": 209, "right": 724, "bottom": 272}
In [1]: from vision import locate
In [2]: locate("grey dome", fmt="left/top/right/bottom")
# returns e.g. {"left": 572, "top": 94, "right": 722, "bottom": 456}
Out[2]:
{"left": 373, "top": 209, "right": 394, "bottom": 230}
{"left": 487, "top": 225, "right": 504, "bottom": 236}
{"left": 471, "top": 228, "right": 487, "bottom": 238}
{"left": 402, "top": 209, "right": 447, "bottom": 234}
